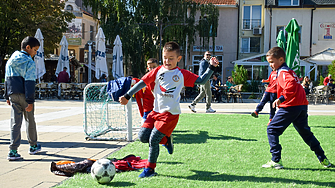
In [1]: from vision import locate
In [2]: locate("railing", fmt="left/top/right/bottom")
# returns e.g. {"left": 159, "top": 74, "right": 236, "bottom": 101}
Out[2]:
{"left": 243, "top": 19, "right": 261, "bottom": 30}
{"left": 240, "top": 47, "right": 261, "bottom": 53}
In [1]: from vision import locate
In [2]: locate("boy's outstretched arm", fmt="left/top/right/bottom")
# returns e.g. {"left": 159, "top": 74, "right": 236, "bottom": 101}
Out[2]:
{"left": 195, "top": 57, "right": 219, "bottom": 85}
{"left": 119, "top": 80, "right": 147, "bottom": 105}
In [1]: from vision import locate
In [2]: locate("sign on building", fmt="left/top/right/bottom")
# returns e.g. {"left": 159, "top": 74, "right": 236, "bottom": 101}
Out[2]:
{"left": 318, "top": 22, "right": 335, "bottom": 41}
{"left": 64, "top": 18, "right": 82, "bottom": 45}
{"left": 193, "top": 45, "right": 223, "bottom": 52}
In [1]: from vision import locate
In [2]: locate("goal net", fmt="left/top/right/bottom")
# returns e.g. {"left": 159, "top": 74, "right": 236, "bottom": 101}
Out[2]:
{"left": 83, "top": 83, "right": 142, "bottom": 141}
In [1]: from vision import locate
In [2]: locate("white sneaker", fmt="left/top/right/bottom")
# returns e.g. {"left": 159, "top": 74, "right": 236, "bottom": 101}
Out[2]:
{"left": 188, "top": 105, "right": 196, "bottom": 113}
{"left": 206, "top": 107, "right": 216, "bottom": 113}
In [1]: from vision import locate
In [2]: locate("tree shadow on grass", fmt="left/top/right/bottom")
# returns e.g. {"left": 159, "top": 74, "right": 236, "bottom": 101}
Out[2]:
{"left": 173, "top": 131, "right": 257, "bottom": 144}
{"left": 310, "top": 126, "right": 335, "bottom": 129}
{"left": 107, "top": 181, "right": 136, "bottom": 187}
{"left": 157, "top": 161, "right": 183, "bottom": 165}
{"left": 163, "top": 170, "right": 335, "bottom": 187}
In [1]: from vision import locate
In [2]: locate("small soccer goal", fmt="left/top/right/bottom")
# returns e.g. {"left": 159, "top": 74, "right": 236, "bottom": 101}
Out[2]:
{"left": 83, "top": 82, "right": 142, "bottom": 141}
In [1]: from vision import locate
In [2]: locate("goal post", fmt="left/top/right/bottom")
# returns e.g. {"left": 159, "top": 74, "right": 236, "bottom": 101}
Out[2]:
{"left": 83, "top": 82, "right": 142, "bottom": 141}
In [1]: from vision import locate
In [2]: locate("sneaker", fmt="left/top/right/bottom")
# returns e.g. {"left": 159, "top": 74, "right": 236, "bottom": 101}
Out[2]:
{"left": 320, "top": 158, "right": 332, "bottom": 168}
{"left": 29, "top": 144, "right": 41, "bottom": 155}
{"left": 163, "top": 135, "right": 174, "bottom": 154}
{"left": 251, "top": 111, "right": 258, "bottom": 118}
{"left": 138, "top": 168, "right": 157, "bottom": 178}
{"left": 7, "top": 150, "right": 23, "bottom": 161}
{"left": 188, "top": 105, "right": 196, "bottom": 113}
{"left": 262, "top": 160, "right": 283, "bottom": 169}
{"left": 206, "top": 107, "right": 216, "bottom": 113}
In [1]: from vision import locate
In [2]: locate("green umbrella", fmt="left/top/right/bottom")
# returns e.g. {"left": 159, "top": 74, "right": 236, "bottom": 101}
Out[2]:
{"left": 276, "top": 30, "right": 286, "bottom": 51}
{"left": 285, "top": 18, "right": 300, "bottom": 76}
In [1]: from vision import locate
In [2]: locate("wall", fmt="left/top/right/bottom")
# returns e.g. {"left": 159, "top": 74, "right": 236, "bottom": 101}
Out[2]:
{"left": 188, "top": 6, "right": 238, "bottom": 81}
{"left": 311, "top": 8, "right": 335, "bottom": 55}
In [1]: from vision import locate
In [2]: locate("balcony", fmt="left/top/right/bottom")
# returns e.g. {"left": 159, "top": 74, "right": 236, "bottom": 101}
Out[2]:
{"left": 243, "top": 19, "right": 261, "bottom": 30}
{"left": 240, "top": 47, "right": 260, "bottom": 53}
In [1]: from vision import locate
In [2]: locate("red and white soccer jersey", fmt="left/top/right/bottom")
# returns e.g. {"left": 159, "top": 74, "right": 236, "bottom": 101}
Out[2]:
{"left": 141, "top": 65, "right": 198, "bottom": 115}
{"left": 277, "top": 65, "right": 308, "bottom": 108}
{"left": 265, "top": 71, "right": 277, "bottom": 93}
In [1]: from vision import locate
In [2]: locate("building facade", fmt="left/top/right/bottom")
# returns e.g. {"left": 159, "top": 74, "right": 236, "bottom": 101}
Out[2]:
{"left": 187, "top": 0, "right": 238, "bottom": 82}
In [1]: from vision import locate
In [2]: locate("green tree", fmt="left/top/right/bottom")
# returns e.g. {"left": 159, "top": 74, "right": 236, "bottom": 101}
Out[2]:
{"left": 82, "top": 0, "right": 219, "bottom": 78}
{"left": 327, "top": 59, "right": 335, "bottom": 78}
{"left": 0, "top": 0, "right": 74, "bottom": 61}
{"left": 232, "top": 64, "right": 248, "bottom": 86}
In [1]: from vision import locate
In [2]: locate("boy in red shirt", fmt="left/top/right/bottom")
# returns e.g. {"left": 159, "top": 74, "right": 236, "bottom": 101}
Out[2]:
{"left": 251, "top": 69, "right": 277, "bottom": 124}
{"left": 262, "top": 47, "right": 331, "bottom": 169}
{"left": 133, "top": 58, "right": 158, "bottom": 124}
{"left": 119, "top": 42, "right": 218, "bottom": 177}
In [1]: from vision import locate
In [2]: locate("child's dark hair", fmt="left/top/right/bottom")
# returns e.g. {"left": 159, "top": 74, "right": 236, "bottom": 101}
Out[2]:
{"left": 163, "top": 41, "right": 180, "bottom": 55}
{"left": 266, "top": 47, "right": 286, "bottom": 60}
{"left": 147, "top": 58, "right": 158, "bottom": 64}
{"left": 21, "top": 36, "right": 40, "bottom": 50}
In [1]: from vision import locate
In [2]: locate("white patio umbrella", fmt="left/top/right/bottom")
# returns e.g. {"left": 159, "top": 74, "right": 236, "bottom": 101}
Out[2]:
{"left": 34, "top": 28, "right": 46, "bottom": 81}
{"left": 95, "top": 27, "right": 108, "bottom": 79}
{"left": 112, "top": 35, "right": 124, "bottom": 79}
{"left": 55, "top": 36, "right": 70, "bottom": 77}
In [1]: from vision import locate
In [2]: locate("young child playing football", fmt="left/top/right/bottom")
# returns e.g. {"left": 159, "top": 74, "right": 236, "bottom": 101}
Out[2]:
{"left": 119, "top": 41, "right": 218, "bottom": 178}
{"left": 133, "top": 58, "right": 158, "bottom": 124}
{"left": 262, "top": 47, "right": 331, "bottom": 169}
{"left": 251, "top": 68, "right": 277, "bottom": 124}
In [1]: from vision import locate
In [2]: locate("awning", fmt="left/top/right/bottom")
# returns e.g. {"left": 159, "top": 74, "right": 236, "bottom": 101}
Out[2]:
{"left": 304, "top": 48, "right": 335, "bottom": 66}
{"left": 232, "top": 53, "right": 268, "bottom": 66}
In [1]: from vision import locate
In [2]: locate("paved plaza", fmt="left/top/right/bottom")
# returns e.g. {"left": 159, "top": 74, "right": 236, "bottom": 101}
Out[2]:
{"left": 0, "top": 99, "right": 334, "bottom": 188}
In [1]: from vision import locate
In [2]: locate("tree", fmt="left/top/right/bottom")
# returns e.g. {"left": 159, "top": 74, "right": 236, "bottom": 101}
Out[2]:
{"left": 0, "top": 0, "right": 75, "bottom": 62}
{"left": 327, "top": 59, "right": 335, "bottom": 79}
{"left": 232, "top": 64, "right": 248, "bottom": 90}
{"left": 82, "top": 0, "right": 219, "bottom": 78}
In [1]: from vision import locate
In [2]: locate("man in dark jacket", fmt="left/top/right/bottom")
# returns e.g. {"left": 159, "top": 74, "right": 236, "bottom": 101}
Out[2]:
{"left": 188, "top": 51, "right": 216, "bottom": 113}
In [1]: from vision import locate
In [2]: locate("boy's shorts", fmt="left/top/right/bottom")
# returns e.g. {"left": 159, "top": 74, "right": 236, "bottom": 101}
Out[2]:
{"left": 142, "top": 111, "right": 179, "bottom": 137}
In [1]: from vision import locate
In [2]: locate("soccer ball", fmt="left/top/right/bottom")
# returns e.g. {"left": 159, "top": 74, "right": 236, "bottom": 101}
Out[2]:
{"left": 91, "top": 158, "right": 116, "bottom": 184}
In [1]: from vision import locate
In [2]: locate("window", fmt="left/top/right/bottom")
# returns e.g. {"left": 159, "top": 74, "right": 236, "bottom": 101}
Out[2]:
{"left": 241, "top": 37, "right": 260, "bottom": 53}
{"left": 276, "top": 25, "right": 302, "bottom": 43}
{"left": 90, "top": 25, "right": 94, "bottom": 40}
{"left": 66, "top": 5, "right": 73, "bottom": 11}
{"left": 243, "top": 5, "right": 261, "bottom": 30}
{"left": 278, "top": 0, "right": 299, "bottom": 6}
{"left": 253, "top": 65, "right": 268, "bottom": 80}
{"left": 82, "top": 23, "right": 85, "bottom": 39}
{"left": 68, "top": 49, "right": 75, "bottom": 57}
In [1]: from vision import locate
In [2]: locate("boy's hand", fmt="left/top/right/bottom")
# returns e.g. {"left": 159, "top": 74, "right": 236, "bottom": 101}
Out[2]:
{"left": 272, "top": 99, "right": 281, "bottom": 108}
{"left": 119, "top": 96, "right": 129, "bottom": 105}
{"left": 25, "top": 104, "right": 33, "bottom": 112}
{"left": 6, "top": 100, "right": 10, "bottom": 105}
{"left": 210, "top": 57, "right": 219, "bottom": 67}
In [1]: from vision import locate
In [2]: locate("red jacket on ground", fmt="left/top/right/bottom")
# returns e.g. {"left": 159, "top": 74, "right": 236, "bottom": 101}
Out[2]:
{"left": 276, "top": 63, "right": 308, "bottom": 108}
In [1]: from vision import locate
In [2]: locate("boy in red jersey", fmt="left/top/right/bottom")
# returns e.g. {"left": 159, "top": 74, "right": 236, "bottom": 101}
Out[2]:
{"left": 262, "top": 47, "right": 331, "bottom": 169}
{"left": 251, "top": 68, "right": 277, "bottom": 124}
{"left": 133, "top": 58, "right": 158, "bottom": 124}
{"left": 119, "top": 42, "right": 218, "bottom": 177}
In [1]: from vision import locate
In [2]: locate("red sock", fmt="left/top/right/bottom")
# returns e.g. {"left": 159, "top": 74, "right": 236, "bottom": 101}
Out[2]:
{"left": 160, "top": 136, "right": 167, "bottom": 145}
{"left": 146, "top": 162, "right": 156, "bottom": 169}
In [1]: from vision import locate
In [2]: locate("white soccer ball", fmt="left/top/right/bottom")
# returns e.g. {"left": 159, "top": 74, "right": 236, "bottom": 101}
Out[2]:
{"left": 91, "top": 158, "right": 116, "bottom": 184}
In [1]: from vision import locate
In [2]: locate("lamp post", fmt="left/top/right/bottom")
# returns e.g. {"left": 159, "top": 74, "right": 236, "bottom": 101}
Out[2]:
{"left": 87, "top": 41, "right": 93, "bottom": 83}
